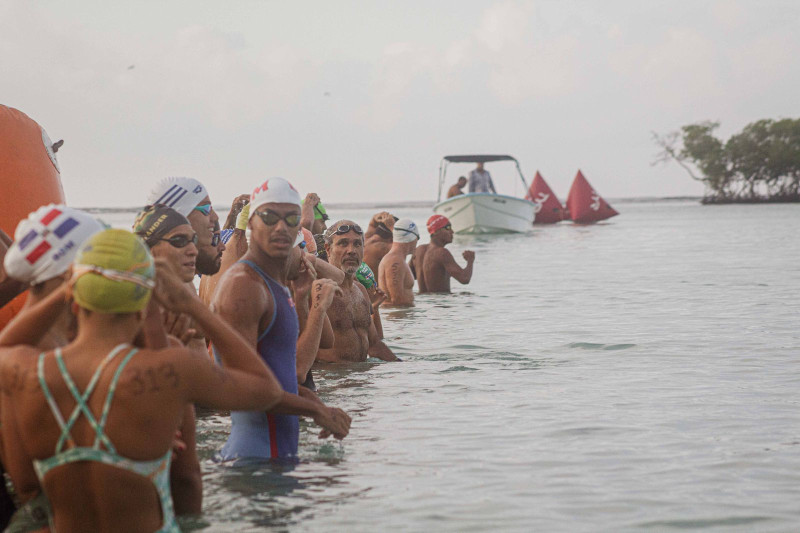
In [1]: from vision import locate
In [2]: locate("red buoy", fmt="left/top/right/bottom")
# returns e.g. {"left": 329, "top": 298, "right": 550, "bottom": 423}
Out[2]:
{"left": 525, "top": 171, "right": 566, "bottom": 224}
{"left": 565, "top": 170, "right": 618, "bottom": 223}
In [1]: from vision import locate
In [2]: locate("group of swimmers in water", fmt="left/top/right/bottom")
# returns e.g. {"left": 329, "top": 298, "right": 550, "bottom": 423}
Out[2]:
{"left": 0, "top": 175, "right": 476, "bottom": 531}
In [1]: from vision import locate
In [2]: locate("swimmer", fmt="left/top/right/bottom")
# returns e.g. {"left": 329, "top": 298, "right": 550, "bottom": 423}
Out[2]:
{"left": 0, "top": 229, "right": 347, "bottom": 532}
{"left": 0, "top": 205, "right": 104, "bottom": 528}
{"left": 409, "top": 242, "right": 429, "bottom": 292}
{"left": 447, "top": 176, "right": 468, "bottom": 198}
{"left": 212, "top": 178, "right": 351, "bottom": 461}
{"left": 420, "top": 215, "right": 475, "bottom": 293}
{"left": 286, "top": 227, "right": 340, "bottom": 392}
{"left": 3, "top": 205, "right": 104, "bottom": 349}
{"left": 147, "top": 177, "right": 225, "bottom": 276}
{"left": 317, "top": 220, "right": 399, "bottom": 362}
{"left": 363, "top": 211, "right": 397, "bottom": 274}
{"left": 133, "top": 204, "right": 204, "bottom": 512}
{"left": 300, "top": 193, "right": 329, "bottom": 235}
{"left": 199, "top": 194, "right": 250, "bottom": 307}
{"left": 377, "top": 218, "right": 419, "bottom": 306}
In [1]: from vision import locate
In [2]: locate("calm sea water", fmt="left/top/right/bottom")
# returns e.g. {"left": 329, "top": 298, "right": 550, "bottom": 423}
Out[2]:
{"left": 102, "top": 200, "right": 800, "bottom": 532}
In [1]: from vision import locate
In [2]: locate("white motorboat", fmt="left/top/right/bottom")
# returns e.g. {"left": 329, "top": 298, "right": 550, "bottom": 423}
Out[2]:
{"left": 433, "top": 154, "right": 536, "bottom": 234}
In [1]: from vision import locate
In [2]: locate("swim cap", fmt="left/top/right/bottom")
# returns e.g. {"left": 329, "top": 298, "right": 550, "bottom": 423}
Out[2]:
{"left": 427, "top": 214, "right": 450, "bottom": 234}
{"left": 355, "top": 262, "right": 376, "bottom": 290}
{"left": 393, "top": 219, "right": 419, "bottom": 243}
{"left": 250, "top": 178, "right": 301, "bottom": 219}
{"left": 4, "top": 205, "right": 105, "bottom": 285}
{"left": 72, "top": 229, "right": 155, "bottom": 314}
{"left": 146, "top": 177, "right": 207, "bottom": 217}
{"left": 299, "top": 227, "right": 316, "bottom": 254}
{"left": 133, "top": 204, "right": 190, "bottom": 248}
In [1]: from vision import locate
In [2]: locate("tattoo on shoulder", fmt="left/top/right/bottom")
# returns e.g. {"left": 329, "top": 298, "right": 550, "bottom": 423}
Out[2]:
{"left": 128, "top": 363, "right": 180, "bottom": 395}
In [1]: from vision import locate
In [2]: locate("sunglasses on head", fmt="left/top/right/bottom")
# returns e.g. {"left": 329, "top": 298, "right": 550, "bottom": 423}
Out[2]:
{"left": 326, "top": 223, "right": 363, "bottom": 238}
{"left": 255, "top": 209, "right": 301, "bottom": 228}
{"left": 158, "top": 233, "right": 198, "bottom": 248}
{"left": 193, "top": 204, "right": 212, "bottom": 216}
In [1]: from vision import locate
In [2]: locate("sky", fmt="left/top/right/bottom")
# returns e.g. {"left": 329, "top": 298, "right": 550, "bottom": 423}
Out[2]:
{"left": 2, "top": 0, "right": 799, "bottom": 207}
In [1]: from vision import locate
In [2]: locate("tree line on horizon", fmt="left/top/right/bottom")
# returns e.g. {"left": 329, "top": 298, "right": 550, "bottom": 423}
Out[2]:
{"left": 652, "top": 118, "right": 800, "bottom": 204}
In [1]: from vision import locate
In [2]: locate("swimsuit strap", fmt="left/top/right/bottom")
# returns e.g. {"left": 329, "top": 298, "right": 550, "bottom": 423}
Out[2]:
{"left": 37, "top": 352, "right": 74, "bottom": 451}
{"left": 93, "top": 346, "right": 138, "bottom": 449}
{"left": 238, "top": 260, "right": 278, "bottom": 341}
{"left": 48, "top": 344, "right": 130, "bottom": 454}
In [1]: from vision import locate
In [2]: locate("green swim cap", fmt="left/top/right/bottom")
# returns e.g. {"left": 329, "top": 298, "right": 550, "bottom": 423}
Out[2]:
{"left": 302, "top": 198, "right": 329, "bottom": 221}
{"left": 72, "top": 229, "right": 155, "bottom": 314}
{"left": 355, "top": 262, "right": 376, "bottom": 290}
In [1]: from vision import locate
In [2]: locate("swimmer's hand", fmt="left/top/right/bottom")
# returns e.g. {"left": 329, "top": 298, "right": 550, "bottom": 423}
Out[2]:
{"left": 153, "top": 259, "right": 198, "bottom": 315}
{"left": 462, "top": 250, "right": 475, "bottom": 263}
{"left": 164, "top": 311, "right": 197, "bottom": 345}
{"left": 372, "top": 211, "right": 395, "bottom": 229}
{"left": 314, "top": 407, "right": 351, "bottom": 440}
{"left": 291, "top": 254, "right": 318, "bottom": 302}
{"left": 311, "top": 278, "right": 341, "bottom": 312}
{"left": 369, "top": 287, "right": 386, "bottom": 309}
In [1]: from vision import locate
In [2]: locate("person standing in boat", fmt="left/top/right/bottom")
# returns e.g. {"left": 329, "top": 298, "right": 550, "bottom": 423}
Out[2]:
{"left": 468, "top": 162, "right": 497, "bottom": 194}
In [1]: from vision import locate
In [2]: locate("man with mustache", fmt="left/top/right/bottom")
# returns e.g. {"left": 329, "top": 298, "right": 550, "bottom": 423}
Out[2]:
{"left": 318, "top": 220, "right": 399, "bottom": 363}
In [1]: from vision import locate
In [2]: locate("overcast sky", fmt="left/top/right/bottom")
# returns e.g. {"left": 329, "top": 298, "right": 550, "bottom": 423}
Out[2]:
{"left": 2, "top": 0, "right": 799, "bottom": 207}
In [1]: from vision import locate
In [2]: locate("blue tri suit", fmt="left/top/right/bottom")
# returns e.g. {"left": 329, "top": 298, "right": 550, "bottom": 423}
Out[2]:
{"left": 216, "top": 260, "right": 300, "bottom": 461}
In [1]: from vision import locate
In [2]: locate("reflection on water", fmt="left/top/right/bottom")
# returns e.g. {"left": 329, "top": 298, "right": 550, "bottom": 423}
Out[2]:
{"left": 100, "top": 202, "right": 800, "bottom": 532}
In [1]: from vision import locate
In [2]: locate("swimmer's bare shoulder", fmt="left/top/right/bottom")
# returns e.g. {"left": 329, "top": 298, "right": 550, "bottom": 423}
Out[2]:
{"left": 212, "top": 262, "right": 272, "bottom": 341}
{"left": 0, "top": 345, "right": 40, "bottom": 397}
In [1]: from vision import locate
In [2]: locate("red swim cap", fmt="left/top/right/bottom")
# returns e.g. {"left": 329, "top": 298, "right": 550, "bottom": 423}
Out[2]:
{"left": 427, "top": 214, "right": 450, "bottom": 234}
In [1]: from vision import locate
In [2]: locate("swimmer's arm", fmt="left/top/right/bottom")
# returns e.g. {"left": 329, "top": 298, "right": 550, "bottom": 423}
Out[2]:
{"left": 366, "top": 303, "right": 398, "bottom": 361}
{"left": 216, "top": 231, "right": 248, "bottom": 282}
{"left": 372, "top": 306, "right": 384, "bottom": 339}
{"left": 408, "top": 255, "right": 417, "bottom": 280}
{"left": 296, "top": 304, "right": 326, "bottom": 383}
{"left": 308, "top": 255, "right": 345, "bottom": 284}
{"left": 0, "top": 283, "right": 69, "bottom": 347}
{"left": 0, "top": 349, "right": 42, "bottom": 502}
{"left": 170, "top": 404, "right": 202, "bottom": 515}
{"left": 442, "top": 250, "right": 473, "bottom": 285}
{"left": 319, "top": 313, "right": 334, "bottom": 348}
{"left": 0, "top": 230, "right": 26, "bottom": 305}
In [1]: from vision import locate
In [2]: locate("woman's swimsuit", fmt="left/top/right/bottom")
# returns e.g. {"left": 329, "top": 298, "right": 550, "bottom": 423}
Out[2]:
{"left": 33, "top": 344, "right": 179, "bottom": 532}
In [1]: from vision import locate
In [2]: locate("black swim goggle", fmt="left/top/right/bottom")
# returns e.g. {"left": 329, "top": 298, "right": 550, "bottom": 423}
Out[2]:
{"left": 325, "top": 223, "right": 363, "bottom": 239}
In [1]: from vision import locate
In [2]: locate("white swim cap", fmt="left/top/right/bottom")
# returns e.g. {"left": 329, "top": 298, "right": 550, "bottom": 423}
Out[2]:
{"left": 4, "top": 204, "right": 105, "bottom": 285}
{"left": 393, "top": 218, "right": 419, "bottom": 243}
{"left": 146, "top": 177, "right": 208, "bottom": 217}
{"left": 249, "top": 177, "right": 302, "bottom": 219}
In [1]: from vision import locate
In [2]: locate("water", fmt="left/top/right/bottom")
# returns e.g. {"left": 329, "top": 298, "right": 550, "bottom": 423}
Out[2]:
{"left": 100, "top": 201, "right": 800, "bottom": 532}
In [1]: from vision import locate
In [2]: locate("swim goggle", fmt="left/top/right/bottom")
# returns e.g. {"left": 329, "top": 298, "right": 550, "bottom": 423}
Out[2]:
{"left": 193, "top": 204, "right": 212, "bottom": 216}
{"left": 157, "top": 233, "right": 198, "bottom": 248}
{"left": 72, "top": 264, "right": 156, "bottom": 290}
{"left": 395, "top": 226, "right": 420, "bottom": 239}
{"left": 314, "top": 204, "right": 329, "bottom": 221}
{"left": 325, "top": 223, "right": 363, "bottom": 239}
{"left": 254, "top": 209, "right": 301, "bottom": 227}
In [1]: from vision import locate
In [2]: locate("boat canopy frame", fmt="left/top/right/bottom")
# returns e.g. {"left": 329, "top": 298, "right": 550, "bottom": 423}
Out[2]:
{"left": 437, "top": 154, "right": 529, "bottom": 202}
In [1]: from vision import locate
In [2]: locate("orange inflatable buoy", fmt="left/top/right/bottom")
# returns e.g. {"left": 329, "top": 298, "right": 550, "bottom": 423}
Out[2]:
{"left": 0, "top": 105, "right": 67, "bottom": 328}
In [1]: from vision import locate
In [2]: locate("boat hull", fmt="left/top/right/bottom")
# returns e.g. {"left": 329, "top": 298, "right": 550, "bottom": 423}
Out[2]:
{"left": 433, "top": 193, "right": 535, "bottom": 234}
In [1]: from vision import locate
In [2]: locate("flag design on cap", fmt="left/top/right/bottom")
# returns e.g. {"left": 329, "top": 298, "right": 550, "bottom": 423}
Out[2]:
{"left": 18, "top": 207, "right": 81, "bottom": 264}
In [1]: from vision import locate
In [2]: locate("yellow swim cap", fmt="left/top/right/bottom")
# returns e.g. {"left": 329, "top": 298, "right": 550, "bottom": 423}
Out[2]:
{"left": 72, "top": 229, "right": 155, "bottom": 314}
